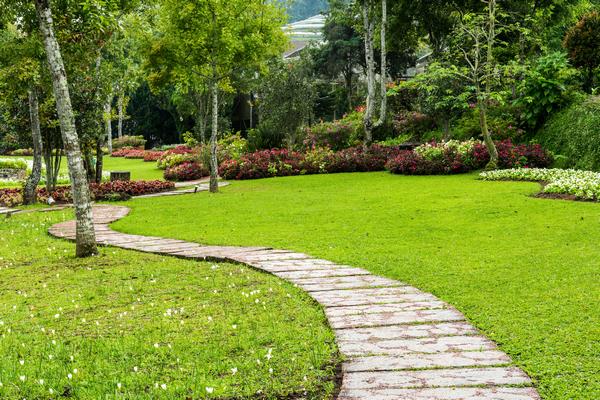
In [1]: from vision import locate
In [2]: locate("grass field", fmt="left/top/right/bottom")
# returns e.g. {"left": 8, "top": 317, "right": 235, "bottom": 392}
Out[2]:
{"left": 112, "top": 172, "right": 600, "bottom": 400}
{"left": 0, "top": 211, "right": 338, "bottom": 399}
{"left": 0, "top": 156, "right": 163, "bottom": 188}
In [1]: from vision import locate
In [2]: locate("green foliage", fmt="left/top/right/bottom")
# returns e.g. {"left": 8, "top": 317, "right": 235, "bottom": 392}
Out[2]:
{"left": 563, "top": 11, "right": 600, "bottom": 91}
{"left": 0, "top": 157, "right": 27, "bottom": 170}
{"left": 537, "top": 95, "right": 600, "bottom": 170}
{"left": 113, "top": 135, "right": 147, "bottom": 150}
{"left": 257, "top": 60, "right": 316, "bottom": 149}
{"left": 218, "top": 133, "right": 248, "bottom": 161}
{"left": 515, "top": 52, "right": 580, "bottom": 129}
{"left": 396, "top": 63, "right": 470, "bottom": 137}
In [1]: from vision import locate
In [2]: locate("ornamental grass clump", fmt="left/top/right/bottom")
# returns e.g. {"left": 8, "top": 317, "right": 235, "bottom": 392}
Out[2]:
{"left": 480, "top": 168, "right": 600, "bottom": 200}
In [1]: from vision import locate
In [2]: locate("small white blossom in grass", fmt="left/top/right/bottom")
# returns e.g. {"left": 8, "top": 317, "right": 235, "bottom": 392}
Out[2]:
{"left": 154, "top": 343, "right": 159, "bottom": 348}
{"left": 133, "top": 366, "right": 138, "bottom": 372}
{"left": 48, "top": 354, "right": 54, "bottom": 360}
{"left": 117, "top": 382, "right": 122, "bottom": 389}
{"left": 160, "top": 383, "right": 167, "bottom": 390}
{"left": 19, "top": 376, "right": 26, "bottom": 382}
{"left": 67, "top": 373, "right": 72, "bottom": 379}
{"left": 49, "top": 388, "right": 54, "bottom": 394}
{"left": 19, "top": 359, "right": 24, "bottom": 365}
{"left": 232, "top": 324, "right": 237, "bottom": 329}
{"left": 38, "top": 379, "right": 44, "bottom": 385}
{"left": 206, "top": 387, "right": 214, "bottom": 394}
{"left": 54, "top": 313, "right": 60, "bottom": 319}
{"left": 269, "top": 368, "right": 273, "bottom": 374}
{"left": 73, "top": 369, "right": 78, "bottom": 374}
{"left": 231, "top": 367, "right": 238, "bottom": 375}
{"left": 207, "top": 316, "right": 213, "bottom": 322}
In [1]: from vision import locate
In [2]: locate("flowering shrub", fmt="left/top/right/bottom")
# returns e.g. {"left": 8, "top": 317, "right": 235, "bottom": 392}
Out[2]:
{"left": 480, "top": 168, "right": 600, "bottom": 200}
{"left": 143, "top": 151, "right": 165, "bottom": 162}
{"left": 112, "top": 135, "right": 146, "bottom": 150}
{"left": 303, "top": 121, "right": 354, "bottom": 151}
{"left": 219, "top": 149, "right": 306, "bottom": 180}
{"left": 164, "top": 162, "right": 209, "bottom": 181}
{"left": 0, "top": 158, "right": 28, "bottom": 170}
{"left": 0, "top": 180, "right": 175, "bottom": 206}
{"left": 157, "top": 152, "right": 198, "bottom": 170}
{"left": 123, "top": 149, "right": 146, "bottom": 159}
{"left": 387, "top": 140, "right": 552, "bottom": 176}
{"left": 218, "top": 134, "right": 248, "bottom": 161}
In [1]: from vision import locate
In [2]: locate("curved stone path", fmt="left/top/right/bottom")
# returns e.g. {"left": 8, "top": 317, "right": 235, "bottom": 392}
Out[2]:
{"left": 49, "top": 205, "right": 540, "bottom": 400}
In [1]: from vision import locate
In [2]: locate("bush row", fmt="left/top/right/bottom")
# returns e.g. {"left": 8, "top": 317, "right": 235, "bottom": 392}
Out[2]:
{"left": 219, "top": 140, "right": 553, "bottom": 180}
{"left": 0, "top": 180, "right": 175, "bottom": 207}
{"left": 164, "top": 162, "right": 209, "bottom": 181}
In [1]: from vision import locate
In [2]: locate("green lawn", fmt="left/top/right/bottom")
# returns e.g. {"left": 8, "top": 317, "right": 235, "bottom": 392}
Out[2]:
{"left": 112, "top": 172, "right": 600, "bottom": 400}
{"left": 0, "top": 156, "right": 163, "bottom": 188}
{"left": 0, "top": 211, "right": 338, "bottom": 399}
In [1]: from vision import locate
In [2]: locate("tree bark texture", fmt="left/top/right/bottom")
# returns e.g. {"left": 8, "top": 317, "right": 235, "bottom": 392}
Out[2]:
{"left": 209, "top": 81, "right": 219, "bottom": 193}
{"left": 375, "top": 0, "right": 387, "bottom": 128}
{"left": 105, "top": 96, "right": 113, "bottom": 154}
{"left": 35, "top": 0, "right": 97, "bottom": 257}
{"left": 117, "top": 94, "right": 124, "bottom": 138}
{"left": 362, "top": 0, "right": 376, "bottom": 144}
{"left": 24, "top": 89, "right": 43, "bottom": 205}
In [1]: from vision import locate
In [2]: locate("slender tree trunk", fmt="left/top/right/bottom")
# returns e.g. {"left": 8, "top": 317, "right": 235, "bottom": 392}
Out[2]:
{"left": 95, "top": 141, "right": 103, "bottom": 184}
{"left": 483, "top": 0, "right": 498, "bottom": 167}
{"left": 35, "top": 0, "right": 96, "bottom": 257}
{"left": 24, "top": 89, "right": 43, "bottom": 205}
{"left": 344, "top": 70, "right": 353, "bottom": 111}
{"left": 375, "top": 0, "right": 387, "bottom": 128}
{"left": 478, "top": 95, "right": 498, "bottom": 169}
{"left": 362, "top": 1, "right": 376, "bottom": 144}
{"left": 105, "top": 96, "right": 113, "bottom": 154}
{"left": 209, "top": 80, "right": 219, "bottom": 193}
{"left": 117, "top": 94, "right": 124, "bottom": 138}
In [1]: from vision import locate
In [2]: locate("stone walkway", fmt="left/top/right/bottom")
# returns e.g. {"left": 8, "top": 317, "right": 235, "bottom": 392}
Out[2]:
{"left": 0, "top": 206, "right": 16, "bottom": 216}
{"left": 48, "top": 205, "right": 540, "bottom": 400}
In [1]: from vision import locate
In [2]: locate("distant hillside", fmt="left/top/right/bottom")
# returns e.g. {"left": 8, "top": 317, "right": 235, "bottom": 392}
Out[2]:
{"left": 285, "top": 0, "right": 329, "bottom": 22}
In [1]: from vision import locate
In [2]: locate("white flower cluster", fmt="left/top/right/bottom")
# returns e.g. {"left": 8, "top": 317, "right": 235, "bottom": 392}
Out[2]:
{"left": 480, "top": 168, "right": 600, "bottom": 200}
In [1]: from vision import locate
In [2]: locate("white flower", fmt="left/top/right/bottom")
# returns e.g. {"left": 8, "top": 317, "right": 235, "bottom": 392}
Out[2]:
{"left": 19, "top": 376, "right": 26, "bottom": 382}
{"left": 19, "top": 359, "right": 24, "bottom": 365}
{"left": 67, "top": 373, "right": 72, "bottom": 379}
{"left": 231, "top": 367, "right": 238, "bottom": 375}
{"left": 161, "top": 383, "right": 167, "bottom": 390}
{"left": 133, "top": 366, "right": 139, "bottom": 372}
{"left": 39, "top": 379, "right": 45, "bottom": 385}
{"left": 206, "top": 387, "right": 214, "bottom": 393}
{"left": 117, "top": 382, "right": 122, "bottom": 389}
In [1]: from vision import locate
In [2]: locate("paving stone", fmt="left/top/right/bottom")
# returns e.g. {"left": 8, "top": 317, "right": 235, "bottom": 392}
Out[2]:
{"left": 340, "top": 367, "right": 531, "bottom": 390}
{"left": 338, "top": 335, "right": 496, "bottom": 356}
{"left": 329, "top": 309, "right": 465, "bottom": 329}
{"left": 295, "top": 275, "right": 404, "bottom": 291}
{"left": 325, "top": 301, "right": 447, "bottom": 317}
{"left": 337, "top": 387, "right": 540, "bottom": 400}
{"left": 343, "top": 350, "right": 511, "bottom": 372}
{"left": 274, "top": 267, "right": 371, "bottom": 280}
{"left": 335, "top": 322, "right": 479, "bottom": 342}
{"left": 316, "top": 293, "right": 439, "bottom": 308}
{"left": 248, "top": 262, "right": 347, "bottom": 273}
{"left": 235, "top": 252, "right": 312, "bottom": 262}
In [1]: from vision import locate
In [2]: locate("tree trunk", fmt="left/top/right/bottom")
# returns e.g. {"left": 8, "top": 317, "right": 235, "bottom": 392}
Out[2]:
{"left": 209, "top": 81, "right": 219, "bottom": 193}
{"left": 95, "top": 141, "right": 103, "bottom": 184}
{"left": 117, "top": 94, "right": 124, "bottom": 138}
{"left": 24, "top": 89, "right": 43, "bottom": 205}
{"left": 375, "top": 0, "right": 387, "bottom": 128}
{"left": 105, "top": 96, "right": 113, "bottom": 154}
{"left": 362, "top": 0, "right": 375, "bottom": 144}
{"left": 344, "top": 70, "right": 353, "bottom": 111}
{"left": 35, "top": 0, "right": 97, "bottom": 257}
{"left": 478, "top": 97, "right": 498, "bottom": 169}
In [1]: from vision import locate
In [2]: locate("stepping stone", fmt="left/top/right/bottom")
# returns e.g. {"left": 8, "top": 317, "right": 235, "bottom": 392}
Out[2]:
{"left": 343, "top": 350, "right": 511, "bottom": 372}
{"left": 335, "top": 322, "right": 479, "bottom": 341}
{"left": 274, "top": 267, "right": 370, "bottom": 280}
{"left": 295, "top": 275, "right": 403, "bottom": 291}
{"left": 337, "top": 335, "right": 496, "bottom": 356}
{"left": 310, "top": 288, "right": 431, "bottom": 307}
{"left": 336, "top": 387, "right": 540, "bottom": 400}
{"left": 339, "top": 367, "right": 531, "bottom": 390}
{"left": 328, "top": 309, "right": 465, "bottom": 329}
{"left": 249, "top": 262, "right": 347, "bottom": 273}
{"left": 235, "top": 252, "right": 312, "bottom": 262}
{"left": 324, "top": 300, "right": 447, "bottom": 317}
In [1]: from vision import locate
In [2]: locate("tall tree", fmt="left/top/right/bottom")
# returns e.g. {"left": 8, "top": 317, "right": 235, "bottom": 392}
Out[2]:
{"left": 34, "top": 0, "right": 97, "bottom": 257}
{"left": 151, "top": 0, "right": 287, "bottom": 192}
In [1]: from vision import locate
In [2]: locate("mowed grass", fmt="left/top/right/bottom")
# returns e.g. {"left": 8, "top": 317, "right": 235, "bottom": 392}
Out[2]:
{"left": 0, "top": 211, "right": 338, "bottom": 399}
{"left": 0, "top": 156, "right": 163, "bottom": 188}
{"left": 113, "top": 172, "right": 600, "bottom": 400}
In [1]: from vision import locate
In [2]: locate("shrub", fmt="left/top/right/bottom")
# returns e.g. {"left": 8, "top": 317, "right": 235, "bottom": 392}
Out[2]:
{"left": 537, "top": 96, "right": 600, "bottom": 170}
{"left": 392, "top": 111, "right": 435, "bottom": 140}
{"left": 219, "top": 149, "right": 306, "bottom": 180}
{"left": 143, "top": 151, "right": 165, "bottom": 162}
{"left": 9, "top": 148, "right": 33, "bottom": 156}
{"left": 480, "top": 168, "right": 600, "bottom": 200}
{"left": 164, "top": 162, "right": 209, "bottom": 181}
{"left": 112, "top": 135, "right": 146, "bottom": 150}
{"left": 123, "top": 150, "right": 146, "bottom": 159}
{"left": 303, "top": 121, "right": 354, "bottom": 151}
{"left": 563, "top": 11, "right": 600, "bottom": 91}
{"left": 157, "top": 152, "right": 198, "bottom": 170}
{"left": 218, "top": 134, "right": 248, "bottom": 161}
{"left": 0, "top": 158, "right": 28, "bottom": 170}
{"left": 0, "top": 180, "right": 175, "bottom": 206}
